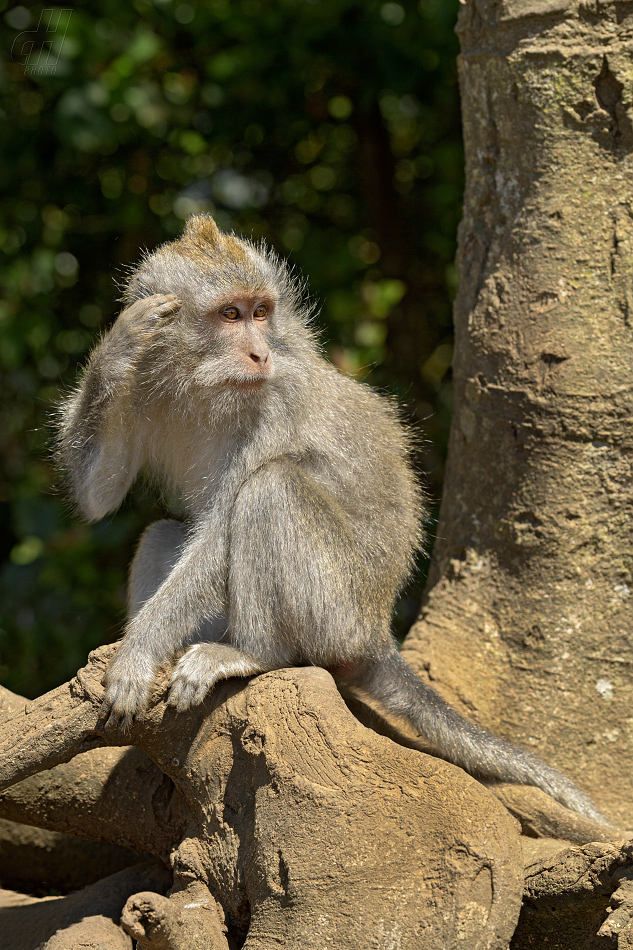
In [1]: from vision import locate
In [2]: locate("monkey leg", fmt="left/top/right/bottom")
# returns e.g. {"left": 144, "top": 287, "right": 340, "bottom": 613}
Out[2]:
{"left": 227, "top": 458, "right": 379, "bottom": 666}
{"left": 340, "top": 646, "right": 606, "bottom": 823}
{"left": 167, "top": 643, "right": 271, "bottom": 711}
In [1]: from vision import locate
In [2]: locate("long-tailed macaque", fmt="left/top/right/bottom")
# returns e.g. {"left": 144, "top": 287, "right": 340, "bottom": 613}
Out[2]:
{"left": 58, "top": 214, "right": 603, "bottom": 822}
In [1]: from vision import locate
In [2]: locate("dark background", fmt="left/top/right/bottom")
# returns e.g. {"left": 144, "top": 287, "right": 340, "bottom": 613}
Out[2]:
{"left": 0, "top": 0, "right": 462, "bottom": 698}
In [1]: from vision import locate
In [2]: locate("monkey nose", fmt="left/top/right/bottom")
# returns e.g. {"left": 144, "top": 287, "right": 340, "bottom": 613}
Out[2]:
{"left": 249, "top": 350, "right": 271, "bottom": 373}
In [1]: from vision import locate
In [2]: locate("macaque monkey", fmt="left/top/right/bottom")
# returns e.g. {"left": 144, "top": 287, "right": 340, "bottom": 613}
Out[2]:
{"left": 59, "top": 214, "right": 603, "bottom": 822}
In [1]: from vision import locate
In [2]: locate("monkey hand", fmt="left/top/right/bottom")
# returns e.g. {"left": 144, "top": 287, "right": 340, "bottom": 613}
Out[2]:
{"left": 101, "top": 647, "right": 159, "bottom": 732}
{"left": 110, "top": 293, "right": 182, "bottom": 351}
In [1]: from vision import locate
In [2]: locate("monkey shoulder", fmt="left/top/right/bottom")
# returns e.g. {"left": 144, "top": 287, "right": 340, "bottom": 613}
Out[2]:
{"left": 312, "top": 361, "right": 412, "bottom": 460}
{"left": 295, "top": 362, "right": 420, "bottom": 523}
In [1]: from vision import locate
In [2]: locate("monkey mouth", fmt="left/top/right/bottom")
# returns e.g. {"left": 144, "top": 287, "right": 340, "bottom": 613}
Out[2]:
{"left": 233, "top": 376, "right": 268, "bottom": 387}
{"left": 233, "top": 367, "right": 273, "bottom": 386}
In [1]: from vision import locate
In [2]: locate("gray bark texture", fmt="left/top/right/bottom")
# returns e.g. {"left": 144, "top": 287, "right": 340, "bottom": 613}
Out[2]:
{"left": 403, "top": 0, "right": 633, "bottom": 829}
{"left": 2, "top": 2, "right": 633, "bottom": 947}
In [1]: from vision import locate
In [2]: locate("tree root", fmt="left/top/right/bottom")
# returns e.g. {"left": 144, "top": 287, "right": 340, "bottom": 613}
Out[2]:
{"left": 0, "top": 647, "right": 526, "bottom": 949}
{"left": 0, "top": 818, "right": 140, "bottom": 893}
{"left": 0, "top": 862, "right": 170, "bottom": 950}
{"left": 121, "top": 881, "right": 232, "bottom": 950}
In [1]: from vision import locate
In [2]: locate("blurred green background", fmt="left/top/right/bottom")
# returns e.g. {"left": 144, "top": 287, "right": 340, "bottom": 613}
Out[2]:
{"left": 0, "top": 0, "right": 461, "bottom": 699}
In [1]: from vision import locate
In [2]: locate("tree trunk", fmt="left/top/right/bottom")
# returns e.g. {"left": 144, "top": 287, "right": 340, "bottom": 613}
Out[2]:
{"left": 402, "top": 0, "right": 633, "bottom": 828}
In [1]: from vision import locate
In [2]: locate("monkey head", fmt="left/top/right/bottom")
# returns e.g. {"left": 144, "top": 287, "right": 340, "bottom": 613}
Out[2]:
{"left": 121, "top": 214, "right": 316, "bottom": 396}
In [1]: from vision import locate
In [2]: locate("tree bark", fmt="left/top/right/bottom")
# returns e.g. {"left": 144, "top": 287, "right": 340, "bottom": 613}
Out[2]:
{"left": 0, "top": 651, "right": 525, "bottom": 950}
{"left": 512, "top": 839, "right": 633, "bottom": 950}
{"left": 403, "top": 0, "right": 633, "bottom": 829}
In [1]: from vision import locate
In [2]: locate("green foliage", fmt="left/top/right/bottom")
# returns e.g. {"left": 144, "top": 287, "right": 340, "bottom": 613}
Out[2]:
{"left": 0, "top": 0, "right": 461, "bottom": 697}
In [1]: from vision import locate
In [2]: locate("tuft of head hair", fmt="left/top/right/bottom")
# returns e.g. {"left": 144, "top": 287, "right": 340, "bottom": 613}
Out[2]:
{"left": 171, "top": 214, "right": 252, "bottom": 269}
{"left": 121, "top": 214, "right": 303, "bottom": 312}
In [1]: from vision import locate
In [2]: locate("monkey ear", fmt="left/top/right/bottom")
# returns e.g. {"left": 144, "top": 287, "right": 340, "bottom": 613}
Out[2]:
{"left": 183, "top": 214, "right": 222, "bottom": 248}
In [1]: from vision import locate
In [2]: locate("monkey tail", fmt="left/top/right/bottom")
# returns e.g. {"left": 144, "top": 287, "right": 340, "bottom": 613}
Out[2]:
{"left": 343, "top": 647, "right": 607, "bottom": 824}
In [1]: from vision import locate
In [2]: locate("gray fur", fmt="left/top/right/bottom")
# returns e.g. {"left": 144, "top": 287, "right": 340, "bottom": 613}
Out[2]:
{"left": 57, "top": 214, "right": 604, "bottom": 822}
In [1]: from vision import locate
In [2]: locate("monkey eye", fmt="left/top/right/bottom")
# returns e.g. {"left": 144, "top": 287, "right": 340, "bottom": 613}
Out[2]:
{"left": 253, "top": 304, "right": 268, "bottom": 320}
{"left": 222, "top": 306, "right": 240, "bottom": 321}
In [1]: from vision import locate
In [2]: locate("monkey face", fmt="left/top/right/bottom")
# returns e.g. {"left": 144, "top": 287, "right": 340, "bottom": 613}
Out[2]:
{"left": 201, "top": 293, "right": 275, "bottom": 385}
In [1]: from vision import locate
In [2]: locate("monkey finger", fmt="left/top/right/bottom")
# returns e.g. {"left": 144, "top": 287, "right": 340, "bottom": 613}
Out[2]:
{"left": 150, "top": 294, "right": 183, "bottom": 319}
{"left": 100, "top": 687, "right": 131, "bottom": 728}
{"left": 114, "top": 295, "right": 182, "bottom": 339}
{"left": 101, "top": 675, "right": 150, "bottom": 731}
{"left": 99, "top": 698, "right": 130, "bottom": 733}
{"left": 166, "top": 678, "right": 191, "bottom": 711}
{"left": 166, "top": 675, "right": 184, "bottom": 707}
{"left": 192, "top": 680, "right": 211, "bottom": 706}
{"left": 165, "top": 687, "right": 180, "bottom": 709}
{"left": 181, "top": 679, "right": 212, "bottom": 711}
{"left": 134, "top": 296, "right": 182, "bottom": 331}
{"left": 167, "top": 674, "right": 208, "bottom": 712}
{"left": 176, "top": 692, "right": 194, "bottom": 714}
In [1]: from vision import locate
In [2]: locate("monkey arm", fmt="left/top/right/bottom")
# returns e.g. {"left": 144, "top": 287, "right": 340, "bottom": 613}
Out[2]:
{"left": 60, "top": 376, "right": 143, "bottom": 523}
{"left": 103, "top": 516, "right": 230, "bottom": 728}
{"left": 58, "top": 295, "right": 181, "bottom": 522}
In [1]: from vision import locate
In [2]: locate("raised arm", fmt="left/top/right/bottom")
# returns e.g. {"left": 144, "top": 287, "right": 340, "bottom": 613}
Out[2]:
{"left": 58, "top": 294, "right": 181, "bottom": 521}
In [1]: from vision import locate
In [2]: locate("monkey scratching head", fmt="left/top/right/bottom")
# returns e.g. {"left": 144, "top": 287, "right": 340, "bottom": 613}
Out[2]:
{"left": 121, "top": 214, "right": 317, "bottom": 395}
